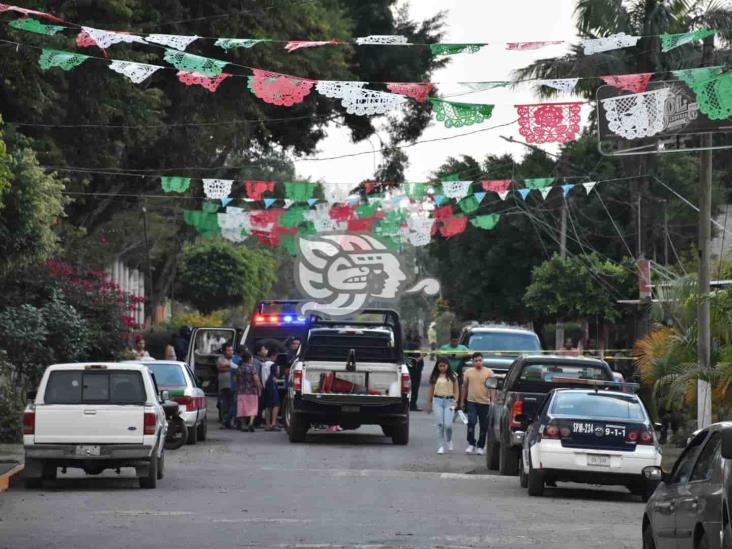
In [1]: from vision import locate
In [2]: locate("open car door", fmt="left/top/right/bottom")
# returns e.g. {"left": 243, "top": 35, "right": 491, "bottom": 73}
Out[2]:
{"left": 186, "top": 327, "right": 239, "bottom": 395}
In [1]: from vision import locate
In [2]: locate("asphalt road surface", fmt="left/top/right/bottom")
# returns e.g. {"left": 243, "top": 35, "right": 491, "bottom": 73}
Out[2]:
{"left": 0, "top": 369, "right": 644, "bottom": 549}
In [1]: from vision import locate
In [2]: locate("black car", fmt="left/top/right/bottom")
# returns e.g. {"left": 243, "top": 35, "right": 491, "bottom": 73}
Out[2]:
{"left": 642, "top": 421, "right": 732, "bottom": 549}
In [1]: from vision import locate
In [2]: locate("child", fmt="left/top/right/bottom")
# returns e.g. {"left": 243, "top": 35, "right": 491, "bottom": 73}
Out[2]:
{"left": 425, "top": 357, "right": 460, "bottom": 454}
{"left": 262, "top": 350, "right": 281, "bottom": 431}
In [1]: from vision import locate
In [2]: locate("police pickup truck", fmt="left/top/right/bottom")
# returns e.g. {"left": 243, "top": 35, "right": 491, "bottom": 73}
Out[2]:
{"left": 485, "top": 355, "right": 615, "bottom": 475}
{"left": 285, "top": 310, "right": 411, "bottom": 445}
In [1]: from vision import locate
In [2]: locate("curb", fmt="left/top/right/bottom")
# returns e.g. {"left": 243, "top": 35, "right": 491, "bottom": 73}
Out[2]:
{"left": 0, "top": 463, "right": 24, "bottom": 493}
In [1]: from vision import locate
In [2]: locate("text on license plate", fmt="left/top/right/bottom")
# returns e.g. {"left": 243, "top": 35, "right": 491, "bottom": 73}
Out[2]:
{"left": 75, "top": 445, "right": 100, "bottom": 456}
{"left": 587, "top": 454, "right": 610, "bottom": 467}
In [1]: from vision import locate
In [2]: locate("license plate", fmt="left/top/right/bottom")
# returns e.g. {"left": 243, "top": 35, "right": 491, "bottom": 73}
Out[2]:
{"left": 342, "top": 405, "right": 360, "bottom": 413}
{"left": 75, "top": 445, "right": 100, "bottom": 457}
{"left": 587, "top": 454, "right": 610, "bottom": 467}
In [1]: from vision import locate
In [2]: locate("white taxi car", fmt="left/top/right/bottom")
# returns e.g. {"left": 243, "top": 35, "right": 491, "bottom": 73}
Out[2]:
{"left": 521, "top": 387, "right": 662, "bottom": 501}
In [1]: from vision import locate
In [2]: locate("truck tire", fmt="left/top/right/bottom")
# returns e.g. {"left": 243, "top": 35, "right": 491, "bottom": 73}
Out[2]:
{"left": 24, "top": 458, "right": 43, "bottom": 489}
{"left": 288, "top": 414, "right": 308, "bottom": 443}
{"left": 381, "top": 425, "right": 394, "bottom": 438}
{"left": 42, "top": 464, "right": 57, "bottom": 481}
{"left": 485, "top": 437, "right": 500, "bottom": 470}
{"left": 391, "top": 419, "right": 409, "bottom": 445}
{"left": 499, "top": 442, "right": 520, "bottom": 476}
{"left": 139, "top": 456, "right": 158, "bottom": 489}
{"left": 157, "top": 452, "right": 165, "bottom": 480}
{"left": 519, "top": 453, "right": 528, "bottom": 488}
{"left": 197, "top": 417, "right": 207, "bottom": 441}
{"left": 187, "top": 424, "right": 198, "bottom": 445}
{"left": 165, "top": 417, "right": 187, "bottom": 450}
{"left": 527, "top": 461, "right": 544, "bottom": 497}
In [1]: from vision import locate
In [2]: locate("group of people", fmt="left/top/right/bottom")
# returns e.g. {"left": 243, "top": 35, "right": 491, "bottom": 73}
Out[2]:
{"left": 424, "top": 330, "right": 494, "bottom": 455}
{"left": 216, "top": 338, "right": 301, "bottom": 433}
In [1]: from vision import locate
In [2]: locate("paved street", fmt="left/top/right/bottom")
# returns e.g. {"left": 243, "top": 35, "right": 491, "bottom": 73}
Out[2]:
{"left": 0, "top": 371, "right": 644, "bottom": 549}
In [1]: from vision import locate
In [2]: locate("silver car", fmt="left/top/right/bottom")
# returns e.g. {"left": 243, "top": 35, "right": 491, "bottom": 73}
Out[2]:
{"left": 132, "top": 361, "right": 208, "bottom": 445}
{"left": 642, "top": 421, "right": 732, "bottom": 549}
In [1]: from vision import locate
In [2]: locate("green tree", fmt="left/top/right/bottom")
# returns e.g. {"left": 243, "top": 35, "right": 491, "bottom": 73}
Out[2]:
{"left": 523, "top": 253, "right": 636, "bottom": 323}
{"left": 177, "top": 239, "right": 276, "bottom": 314}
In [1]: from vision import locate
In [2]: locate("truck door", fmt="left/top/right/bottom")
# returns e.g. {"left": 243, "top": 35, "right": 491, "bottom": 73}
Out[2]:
{"left": 185, "top": 328, "right": 238, "bottom": 395}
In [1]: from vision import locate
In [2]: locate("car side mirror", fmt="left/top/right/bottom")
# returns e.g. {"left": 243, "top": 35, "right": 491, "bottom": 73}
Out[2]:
{"left": 26, "top": 390, "right": 37, "bottom": 402}
{"left": 160, "top": 390, "right": 170, "bottom": 402}
{"left": 722, "top": 426, "right": 732, "bottom": 460}
{"left": 643, "top": 465, "right": 667, "bottom": 484}
{"left": 485, "top": 377, "right": 501, "bottom": 390}
{"left": 654, "top": 422, "right": 663, "bottom": 432}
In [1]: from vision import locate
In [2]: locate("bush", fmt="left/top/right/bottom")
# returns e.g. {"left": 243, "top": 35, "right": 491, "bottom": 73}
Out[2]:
{"left": 0, "top": 303, "right": 51, "bottom": 390}
{"left": 0, "top": 373, "right": 24, "bottom": 443}
{"left": 42, "top": 292, "right": 90, "bottom": 363}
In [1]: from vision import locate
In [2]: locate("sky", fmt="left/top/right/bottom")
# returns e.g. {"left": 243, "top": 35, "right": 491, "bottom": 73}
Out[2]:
{"left": 293, "top": 0, "right": 580, "bottom": 183}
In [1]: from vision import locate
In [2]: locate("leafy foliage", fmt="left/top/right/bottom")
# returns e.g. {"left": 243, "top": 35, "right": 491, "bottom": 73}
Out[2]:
{"left": 177, "top": 239, "right": 276, "bottom": 314}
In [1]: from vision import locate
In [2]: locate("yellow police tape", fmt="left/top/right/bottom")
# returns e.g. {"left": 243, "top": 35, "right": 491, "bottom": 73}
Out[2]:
{"left": 403, "top": 349, "right": 636, "bottom": 360}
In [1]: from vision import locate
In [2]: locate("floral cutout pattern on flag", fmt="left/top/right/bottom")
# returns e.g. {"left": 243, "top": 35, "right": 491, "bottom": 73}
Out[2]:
{"left": 160, "top": 176, "right": 191, "bottom": 193}
{"left": 315, "top": 80, "right": 366, "bottom": 99}
{"left": 601, "top": 73, "right": 653, "bottom": 94}
{"left": 674, "top": 68, "right": 732, "bottom": 121}
{"left": 109, "top": 61, "right": 162, "bottom": 83}
{"left": 506, "top": 41, "right": 563, "bottom": 50}
{"left": 245, "top": 180, "right": 275, "bottom": 201}
{"left": 660, "top": 30, "right": 715, "bottom": 52}
{"left": 285, "top": 39, "right": 337, "bottom": 52}
{"left": 481, "top": 179, "right": 512, "bottom": 193}
{"left": 524, "top": 177, "right": 554, "bottom": 189}
{"left": 386, "top": 82, "right": 434, "bottom": 103}
{"left": 439, "top": 215, "right": 469, "bottom": 238}
{"left": 539, "top": 187, "right": 552, "bottom": 200}
{"left": 284, "top": 181, "right": 316, "bottom": 202}
{"left": 540, "top": 78, "right": 579, "bottom": 93}
{"left": 322, "top": 182, "right": 353, "bottom": 204}
{"left": 407, "top": 217, "right": 434, "bottom": 247}
{"left": 602, "top": 88, "right": 670, "bottom": 139}
{"left": 146, "top": 33, "right": 198, "bottom": 51}
{"left": 8, "top": 17, "right": 64, "bottom": 35}
{"left": 430, "top": 43, "right": 485, "bottom": 56}
{"left": 583, "top": 181, "right": 597, "bottom": 194}
{"left": 163, "top": 49, "right": 227, "bottom": 77}
{"left": 581, "top": 33, "right": 640, "bottom": 55}
{"left": 429, "top": 99, "right": 494, "bottom": 128}
{"left": 38, "top": 49, "right": 90, "bottom": 71}
{"left": 215, "top": 38, "right": 268, "bottom": 50}
{"left": 177, "top": 71, "right": 232, "bottom": 92}
{"left": 355, "top": 35, "right": 408, "bottom": 45}
{"left": 516, "top": 102, "right": 583, "bottom": 144}
{"left": 203, "top": 179, "right": 233, "bottom": 200}
{"left": 340, "top": 89, "right": 408, "bottom": 116}
{"left": 442, "top": 180, "right": 473, "bottom": 200}
{"left": 471, "top": 214, "right": 501, "bottom": 230}
{"left": 248, "top": 70, "right": 316, "bottom": 106}
{"left": 77, "top": 27, "right": 146, "bottom": 50}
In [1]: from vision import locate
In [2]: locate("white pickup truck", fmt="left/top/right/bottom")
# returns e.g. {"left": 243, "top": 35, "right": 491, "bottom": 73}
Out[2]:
{"left": 23, "top": 362, "right": 167, "bottom": 489}
{"left": 285, "top": 310, "right": 411, "bottom": 445}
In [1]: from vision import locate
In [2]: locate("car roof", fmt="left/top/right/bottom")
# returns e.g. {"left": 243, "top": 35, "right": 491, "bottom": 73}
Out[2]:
{"left": 123, "top": 360, "right": 188, "bottom": 367}
{"left": 551, "top": 388, "right": 639, "bottom": 398}
{"left": 46, "top": 362, "right": 150, "bottom": 372}
{"left": 519, "top": 355, "right": 609, "bottom": 365}
{"left": 464, "top": 326, "right": 538, "bottom": 335}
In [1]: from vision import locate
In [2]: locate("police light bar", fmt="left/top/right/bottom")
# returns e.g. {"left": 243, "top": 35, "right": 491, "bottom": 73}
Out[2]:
{"left": 254, "top": 314, "right": 306, "bottom": 325}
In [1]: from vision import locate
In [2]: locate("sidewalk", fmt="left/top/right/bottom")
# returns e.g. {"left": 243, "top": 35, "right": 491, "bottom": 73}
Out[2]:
{"left": 0, "top": 443, "right": 24, "bottom": 492}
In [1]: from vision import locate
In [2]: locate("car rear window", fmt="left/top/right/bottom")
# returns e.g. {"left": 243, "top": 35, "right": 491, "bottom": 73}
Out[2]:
{"left": 146, "top": 363, "right": 187, "bottom": 387}
{"left": 303, "top": 329, "right": 398, "bottom": 362}
{"left": 551, "top": 392, "right": 645, "bottom": 420}
{"left": 44, "top": 371, "right": 147, "bottom": 405}
{"left": 512, "top": 362, "right": 612, "bottom": 392}
{"left": 466, "top": 332, "right": 541, "bottom": 352}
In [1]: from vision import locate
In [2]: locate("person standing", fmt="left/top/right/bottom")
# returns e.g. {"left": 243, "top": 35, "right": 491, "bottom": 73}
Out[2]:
{"left": 405, "top": 330, "right": 424, "bottom": 412}
{"left": 235, "top": 350, "right": 261, "bottom": 432}
{"left": 427, "top": 321, "right": 437, "bottom": 360}
{"left": 164, "top": 335, "right": 177, "bottom": 361}
{"left": 262, "top": 349, "right": 282, "bottom": 431}
{"left": 217, "top": 343, "right": 236, "bottom": 429}
{"left": 439, "top": 331, "right": 469, "bottom": 387}
{"left": 131, "top": 334, "right": 151, "bottom": 360}
{"left": 425, "top": 358, "right": 460, "bottom": 454}
{"left": 459, "top": 352, "right": 494, "bottom": 455}
{"left": 253, "top": 343, "right": 269, "bottom": 428}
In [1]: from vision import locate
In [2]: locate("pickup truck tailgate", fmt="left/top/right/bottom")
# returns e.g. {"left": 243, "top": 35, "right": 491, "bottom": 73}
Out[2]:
{"left": 34, "top": 405, "right": 145, "bottom": 444}
{"left": 303, "top": 362, "right": 401, "bottom": 397}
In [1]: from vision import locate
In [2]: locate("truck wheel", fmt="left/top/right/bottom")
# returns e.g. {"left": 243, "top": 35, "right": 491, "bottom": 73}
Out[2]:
{"left": 157, "top": 452, "right": 165, "bottom": 480}
{"left": 628, "top": 481, "right": 654, "bottom": 503}
{"left": 139, "top": 457, "right": 158, "bottom": 489}
{"left": 485, "top": 437, "right": 500, "bottom": 470}
{"left": 527, "top": 461, "right": 544, "bottom": 497}
{"left": 41, "top": 464, "right": 57, "bottom": 481}
{"left": 187, "top": 424, "right": 198, "bottom": 445}
{"left": 288, "top": 414, "right": 308, "bottom": 443}
{"left": 197, "top": 417, "right": 207, "bottom": 441}
{"left": 391, "top": 419, "right": 409, "bottom": 445}
{"left": 381, "top": 425, "right": 394, "bottom": 438}
{"left": 519, "top": 453, "right": 528, "bottom": 488}
{"left": 165, "top": 417, "right": 187, "bottom": 450}
{"left": 499, "top": 442, "right": 520, "bottom": 476}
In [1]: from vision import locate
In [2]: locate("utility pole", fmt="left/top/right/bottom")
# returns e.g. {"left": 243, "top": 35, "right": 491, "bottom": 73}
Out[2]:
{"left": 663, "top": 200, "right": 669, "bottom": 266}
{"left": 697, "top": 35, "right": 714, "bottom": 429}
{"left": 555, "top": 198, "right": 568, "bottom": 351}
{"left": 637, "top": 195, "right": 643, "bottom": 258}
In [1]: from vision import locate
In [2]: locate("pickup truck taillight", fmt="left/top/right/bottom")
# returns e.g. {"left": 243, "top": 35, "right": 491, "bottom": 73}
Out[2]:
{"left": 23, "top": 410, "right": 35, "bottom": 435}
{"left": 401, "top": 372, "right": 411, "bottom": 394}
{"left": 293, "top": 370, "right": 303, "bottom": 393}
{"left": 173, "top": 396, "right": 197, "bottom": 411}
{"left": 510, "top": 400, "right": 524, "bottom": 430}
{"left": 144, "top": 412, "right": 157, "bottom": 435}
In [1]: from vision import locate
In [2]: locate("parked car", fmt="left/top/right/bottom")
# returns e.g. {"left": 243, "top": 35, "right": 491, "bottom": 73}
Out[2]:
{"left": 641, "top": 421, "right": 732, "bottom": 549}
{"left": 521, "top": 387, "right": 662, "bottom": 500}
{"left": 458, "top": 324, "right": 542, "bottom": 379}
{"left": 286, "top": 309, "right": 411, "bottom": 444}
{"left": 128, "top": 360, "right": 208, "bottom": 445}
{"left": 486, "top": 355, "right": 615, "bottom": 474}
{"left": 23, "top": 362, "right": 167, "bottom": 489}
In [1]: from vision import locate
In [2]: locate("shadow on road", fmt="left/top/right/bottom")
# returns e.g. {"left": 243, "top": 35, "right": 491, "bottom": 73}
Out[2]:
{"left": 542, "top": 483, "right": 640, "bottom": 503}
{"left": 300, "top": 431, "right": 393, "bottom": 446}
